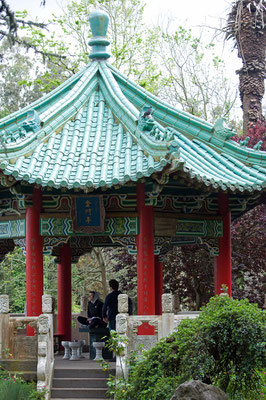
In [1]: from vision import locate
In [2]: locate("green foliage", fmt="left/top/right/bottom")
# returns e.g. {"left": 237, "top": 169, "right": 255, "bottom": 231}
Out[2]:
{"left": 158, "top": 26, "right": 237, "bottom": 123}
{"left": 0, "top": 41, "right": 44, "bottom": 118}
{"left": 107, "top": 376, "right": 132, "bottom": 400}
{"left": 112, "top": 296, "right": 265, "bottom": 400}
{"left": 0, "top": 247, "right": 59, "bottom": 313}
{"left": 105, "top": 330, "right": 128, "bottom": 358}
{"left": 13, "top": 0, "right": 238, "bottom": 123}
{"left": 182, "top": 295, "right": 265, "bottom": 398}
{"left": 0, "top": 247, "right": 26, "bottom": 313}
{"left": 0, "top": 374, "right": 45, "bottom": 400}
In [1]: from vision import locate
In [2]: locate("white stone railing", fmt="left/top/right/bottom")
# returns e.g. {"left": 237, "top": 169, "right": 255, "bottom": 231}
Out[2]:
{"left": 0, "top": 294, "right": 54, "bottom": 400}
{"left": 37, "top": 295, "right": 54, "bottom": 399}
{"left": 116, "top": 294, "right": 200, "bottom": 377}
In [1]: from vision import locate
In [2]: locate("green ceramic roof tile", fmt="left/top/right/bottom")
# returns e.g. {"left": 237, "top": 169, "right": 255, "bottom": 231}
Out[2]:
{"left": 108, "top": 63, "right": 266, "bottom": 165}
{"left": 0, "top": 10, "right": 265, "bottom": 193}
{"left": 0, "top": 84, "right": 172, "bottom": 189}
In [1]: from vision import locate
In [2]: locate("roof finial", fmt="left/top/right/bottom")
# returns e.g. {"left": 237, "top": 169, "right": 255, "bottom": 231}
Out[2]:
{"left": 88, "top": 10, "right": 110, "bottom": 60}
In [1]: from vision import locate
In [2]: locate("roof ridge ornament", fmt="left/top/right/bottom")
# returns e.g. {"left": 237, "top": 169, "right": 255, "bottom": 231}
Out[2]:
{"left": 212, "top": 117, "right": 236, "bottom": 140}
{"left": 138, "top": 106, "right": 175, "bottom": 141}
{"left": 0, "top": 109, "right": 41, "bottom": 145}
{"left": 88, "top": 10, "right": 110, "bottom": 60}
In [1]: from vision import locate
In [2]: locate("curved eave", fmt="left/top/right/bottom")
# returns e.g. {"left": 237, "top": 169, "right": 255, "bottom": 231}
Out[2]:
{"left": 169, "top": 134, "right": 266, "bottom": 193}
{"left": 0, "top": 59, "right": 265, "bottom": 195}
{"left": 108, "top": 63, "right": 266, "bottom": 167}
{"left": 0, "top": 62, "right": 173, "bottom": 163}
{"left": 0, "top": 63, "right": 89, "bottom": 131}
{"left": 0, "top": 88, "right": 170, "bottom": 190}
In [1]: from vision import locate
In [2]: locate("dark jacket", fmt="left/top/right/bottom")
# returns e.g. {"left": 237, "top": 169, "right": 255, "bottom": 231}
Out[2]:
{"left": 102, "top": 290, "right": 121, "bottom": 322}
{"left": 87, "top": 299, "right": 103, "bottom": 319}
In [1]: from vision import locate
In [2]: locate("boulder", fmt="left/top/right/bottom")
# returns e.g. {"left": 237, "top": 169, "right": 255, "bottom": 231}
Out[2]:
{"left": 171, "top": 380, "right": 228, "bottom": 400}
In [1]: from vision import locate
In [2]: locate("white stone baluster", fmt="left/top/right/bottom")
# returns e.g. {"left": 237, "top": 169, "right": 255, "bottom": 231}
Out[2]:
{"left": 37, "top": 295, "right": 54, "bottom": 399}
{"left": 0, "top": 295, "right": 10, "bottom": 357}
{"left": 161, "top": 294, "right": 175, "bottom": 339}
{"left": 116, "top": 295, "right": 129, "bottom": 378}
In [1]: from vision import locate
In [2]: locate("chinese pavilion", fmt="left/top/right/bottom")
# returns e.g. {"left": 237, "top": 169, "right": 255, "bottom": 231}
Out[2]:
{"left": 0, "top": 10, "right": 265, "bottom": 339}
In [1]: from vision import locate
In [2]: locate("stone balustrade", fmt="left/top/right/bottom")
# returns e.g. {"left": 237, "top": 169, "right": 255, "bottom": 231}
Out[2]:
{"left": 116, "top": 293, "right": 200, "bottom": 377}
{"left": 0, "top": 294, "right": 54, "bottom": 400}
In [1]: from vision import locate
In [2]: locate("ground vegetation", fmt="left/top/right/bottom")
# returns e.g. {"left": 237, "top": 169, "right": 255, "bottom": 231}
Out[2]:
{"left": 106, "top": 295, "right": 265, "bottom": 400}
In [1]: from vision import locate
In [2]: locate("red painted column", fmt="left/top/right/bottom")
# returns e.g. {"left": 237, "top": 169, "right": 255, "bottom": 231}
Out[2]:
{"left": 136, "top": 183, "right": 155, "bottom": 334}
{"left": 214, "top": 193, "right": 232, "bottom": 296}
{"left": 154, "top": 255, "right": 163, "bottom": 315}
{"left": 57, "top": 244, "right": 72, "bottom": 341}
{"left": 26, "top": 187, "right": 43, "bottom": 336}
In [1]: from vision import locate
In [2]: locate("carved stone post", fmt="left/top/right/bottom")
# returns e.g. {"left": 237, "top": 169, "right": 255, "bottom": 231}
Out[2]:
{"left": 0, "top": 295, "right": 10, "bottom": 357}
{"left": 38, "top": 295, "right": 54, "bottom": 396}
{"left": 116, "top": 313, "right": 129, "bottom": 378}
{"left": 37, "top": 313, "right": 53, "bottom": 394}
{"left": 42, "top": 295, "right": 54, "bottom": 314}
{"left": 42, "top": 295, "right": 54, "bottom": 343}
{"left": 118, "top": 294, "right": 129, "bottom": 314}
{"left": 162, "top": 294, "right": 174, "bottom": 313}
{"left": 161, "top": 294, "right": 175, "bottom": 339}
{"left": 116, "top": 294, "right": 129, "bottom": 378}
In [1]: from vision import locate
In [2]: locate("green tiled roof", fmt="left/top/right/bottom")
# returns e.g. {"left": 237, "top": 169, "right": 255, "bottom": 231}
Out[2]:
{"left": 0, "top": 11, "right": 265, "bottom": 193}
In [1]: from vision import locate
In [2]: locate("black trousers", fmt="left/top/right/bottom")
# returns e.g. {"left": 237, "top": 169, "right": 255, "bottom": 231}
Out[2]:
{"left": 77, "top": 316, "right": 107, "bottom": 329}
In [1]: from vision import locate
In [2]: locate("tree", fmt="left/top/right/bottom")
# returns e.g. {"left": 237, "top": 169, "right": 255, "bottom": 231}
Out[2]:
{"left": 73, "top": 249, "right": 111, "bottom": 300}
{"left": 0, "top": 41, "right": 44, "bottom": 118}
{"left": 0, "top": 247, "right": 26, "bottom": 312}
{"left": 0, "top": 246, "right": 56, "bottom": 313}
{"left": 20, "top": 0, "right": 238, "bottom": 121}
{"left": 0, "top": 0, "right": 60, "bottom": 59}
{"left": 231, "top": 204, "right": 266, "bottom": 307}
{"left": 232, "top": 118, "right": 266, "bottom": 150}
{"left": 163, "top": 245, "right": 214, "bottom": 310}
{"left": 226, "top": 0, "right": 266, "bottom": 134}
{"left": 19, "top": 0, "right": 161, "bottom": 92}
{"left": 157, "top": 26, "right": 238, "bottom": 122}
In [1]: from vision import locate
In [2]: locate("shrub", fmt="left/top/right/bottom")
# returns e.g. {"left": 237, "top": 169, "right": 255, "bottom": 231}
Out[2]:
{"left": 109, "top": 295, "right": 265, "bottom": 400}
{"left": 177, "top": 295, "right": 265, "bottom": 398}
{"left": 0, "top": 374, "right": 45, "bottom": 400}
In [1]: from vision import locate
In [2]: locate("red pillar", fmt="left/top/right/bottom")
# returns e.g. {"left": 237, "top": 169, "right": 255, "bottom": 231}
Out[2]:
{"left": 136, "top": 183, "right": 155, "bottom": 334}
{"left": 214, "top": 193, "right": 232, "bottom": 296}
{"left": 26, "top": 187, "right": 43, "bottom": 336}
{"left": 154, "top": 255, "right": 163, "bottom": 315}
{"left": 57, "top": 244, "right": 72, "bottom": 341}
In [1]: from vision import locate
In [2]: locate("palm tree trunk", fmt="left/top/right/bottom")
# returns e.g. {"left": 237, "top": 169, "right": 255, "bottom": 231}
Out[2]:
{"left": 227, "top": 0, "right": 266, "bottom": 134}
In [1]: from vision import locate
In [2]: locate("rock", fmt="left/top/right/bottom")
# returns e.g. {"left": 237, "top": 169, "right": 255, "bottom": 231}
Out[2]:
{"left": 171, "top": 380, "right": 228, "bottom": 400}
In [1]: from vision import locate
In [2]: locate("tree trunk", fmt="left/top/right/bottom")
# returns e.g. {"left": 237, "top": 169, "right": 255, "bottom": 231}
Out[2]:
{"left": 228, "top": 0, "right": 266, "bottom": 134}
{"left": 92, "top": 248, "right": 108, "bottom": 297}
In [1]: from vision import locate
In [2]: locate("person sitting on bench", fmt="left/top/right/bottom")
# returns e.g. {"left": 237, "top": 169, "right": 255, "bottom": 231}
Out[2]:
{"left": 77, "top": 291, "right": 107, "bottom": 329}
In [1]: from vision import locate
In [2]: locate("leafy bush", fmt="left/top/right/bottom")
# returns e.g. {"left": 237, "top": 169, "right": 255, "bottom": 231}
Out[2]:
{"left": 0, "top": 374, "right": 45, "bottom": 400}
{"left": 176, "top": 296, "right": 265, "bottom": 398}
{"left": 108, "top": 295, "right": 265, "bottom": 400}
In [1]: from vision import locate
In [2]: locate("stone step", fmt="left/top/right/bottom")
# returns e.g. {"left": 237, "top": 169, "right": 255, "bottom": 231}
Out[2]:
{"left": 51, "top": 388, "right": 108, "bottom": 398}
{"left": 53, "top": 377, "right": 108, "bottom": 388}
{"left": 54, "top": 368, "right": 114, "bottom": 379}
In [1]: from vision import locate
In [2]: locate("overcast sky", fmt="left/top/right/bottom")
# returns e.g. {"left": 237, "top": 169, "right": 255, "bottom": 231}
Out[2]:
{"left": 7, "top": 0, "right": 242, "bottom": 96}
{"left": 7, "top": 0, "right": 239, "bottom": 63}
{"left": 8, "top": 0, "right": 233, "bottom": 27}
